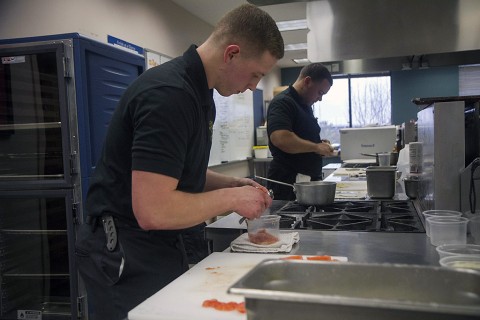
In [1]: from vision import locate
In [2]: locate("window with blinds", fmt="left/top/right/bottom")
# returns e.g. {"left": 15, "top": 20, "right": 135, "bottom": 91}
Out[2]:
{"left": 459, "top": 64, "right": 480, "bottom": 95}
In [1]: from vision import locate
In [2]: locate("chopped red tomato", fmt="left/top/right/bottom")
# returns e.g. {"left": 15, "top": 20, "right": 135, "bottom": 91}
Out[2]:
{"left": 202, "top": 299, "right": 218, "bottom": 308}
{"left": 280, "top": 255, "right": 303, "bottom": 260}
{"left": 236, "top": 302, "right": 246, "bottom": 314}
{"left": 306, "top": 255, "right": 333, "bottom": 261}
{"left": 202, "top": 299, "right": 245, "bottom": 314}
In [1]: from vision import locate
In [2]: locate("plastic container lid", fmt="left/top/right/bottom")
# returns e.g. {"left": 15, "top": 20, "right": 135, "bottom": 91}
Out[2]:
{"left": 439, "top": 255, "right": 480, "bottom": 271}
{"left": 436, "top": 244, "right": 480, "bottom": 259}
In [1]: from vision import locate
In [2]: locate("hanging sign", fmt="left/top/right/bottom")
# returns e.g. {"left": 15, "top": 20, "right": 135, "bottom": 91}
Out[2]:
{"left": 107, "top": 35, "right": 143, "bottom": 55}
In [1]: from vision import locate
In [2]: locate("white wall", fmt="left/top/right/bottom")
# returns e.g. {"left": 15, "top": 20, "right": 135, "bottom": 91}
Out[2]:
{"left": 0, "top": 0, "right": 213, "bottom": 59}
{"left": 0, "top": 0, "right": 281, "bottom": 177}
{"left": 0, "top": 0, "right": 280, "bottom": 93}
{"left": 260, "top": 67, "right": 281, "bottom": 101}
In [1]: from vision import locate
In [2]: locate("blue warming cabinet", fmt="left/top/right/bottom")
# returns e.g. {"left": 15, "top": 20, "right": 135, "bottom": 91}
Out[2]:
{"left": 1, "top": 33, "right": 144, "bottom": 208}
{"left": 0, "top": 33, "right": 144, "bottom": 319}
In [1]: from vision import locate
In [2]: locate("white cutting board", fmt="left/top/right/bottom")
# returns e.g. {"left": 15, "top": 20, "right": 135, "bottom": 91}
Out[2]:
{"left": 335, "top": 180, "right": 368, "bottom": 199}
{"left": 343, "top": 159, "right": 376, "bottom": 164}
{"left": 335, "top": 180, "right": 367, "bottom": 191}
{"left": 128, "top": 252, "right": 347, "bottom": 320}
{"left": 332, "top": 167, "right": 366, "bottom": 176}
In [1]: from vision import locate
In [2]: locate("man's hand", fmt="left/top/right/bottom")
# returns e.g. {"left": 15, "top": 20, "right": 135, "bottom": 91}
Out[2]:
{"left": 314, "top": 142, "right": 334, "bottom": 156}
{"left": 234, "top": 185, "right": 273, "bottom": 220}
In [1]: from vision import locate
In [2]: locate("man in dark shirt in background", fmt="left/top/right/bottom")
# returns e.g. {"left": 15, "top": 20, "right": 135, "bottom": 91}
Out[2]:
{"left": 267, "top": 63, "right": 334, "bottom": 200}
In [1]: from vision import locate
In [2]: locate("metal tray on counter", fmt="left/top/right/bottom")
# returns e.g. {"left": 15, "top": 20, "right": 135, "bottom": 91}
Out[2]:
{"left": 228, "top": 259, "right": 480, "bottom": 320}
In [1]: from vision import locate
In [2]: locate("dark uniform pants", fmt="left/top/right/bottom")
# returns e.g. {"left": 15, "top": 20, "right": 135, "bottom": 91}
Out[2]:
{"left": 267, "top": 159, "right": 322, "bottom": 201}
{"left": 267, "top": 160, "right": 297, "bottom": 201}
{"left": 181, "top": 222, "right": 209, "bottom": 265}
{"left": 75, "top": 219, "right": 189, "bottom": 320}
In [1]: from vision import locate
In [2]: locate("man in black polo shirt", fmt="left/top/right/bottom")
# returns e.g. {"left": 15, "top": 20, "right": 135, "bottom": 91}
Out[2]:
{"left": 75, "top": 4, "right": 283, "bottom": 320}
{"left": 267, "top": 63, "right": 334, "bottom": 200}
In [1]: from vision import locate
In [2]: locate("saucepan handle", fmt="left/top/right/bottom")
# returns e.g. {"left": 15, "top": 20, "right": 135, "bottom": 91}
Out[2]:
{"left": 254, "top": 175, "right": 295, "bottom": 188}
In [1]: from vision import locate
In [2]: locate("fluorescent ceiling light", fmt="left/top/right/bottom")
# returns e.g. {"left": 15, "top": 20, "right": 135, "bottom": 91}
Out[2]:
{"left": 293, "top": 58, "right": 310, "bottom": 64}
{"left": 285, "top": 43, "right": 308, "bottom": 51}
{"left": 276, "top": 19, "right": 307, "bottom": 32}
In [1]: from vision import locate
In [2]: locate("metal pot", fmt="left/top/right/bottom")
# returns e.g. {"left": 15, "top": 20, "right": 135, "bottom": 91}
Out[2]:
{"left": 403, "top": 177, "right": 419, "bottom": 199}
{"left": 255, "top": 176, "right": 336, "bottom": 206}
{"left": 366, "top": 166, "right": 396, "bottom": 198}
{"left": 361, "top": 152, "right": 399, "bottom": 166}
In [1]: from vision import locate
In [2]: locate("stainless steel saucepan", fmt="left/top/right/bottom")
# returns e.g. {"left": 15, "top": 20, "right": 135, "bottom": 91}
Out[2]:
{"left": 361, "top": 152, "right": 399, "bottom": 166}
{"left": 255, "top": 176, "right": 336, "bottom": 206}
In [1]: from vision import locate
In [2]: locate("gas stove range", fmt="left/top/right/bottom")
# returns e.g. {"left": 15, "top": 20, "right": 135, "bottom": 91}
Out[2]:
{"left": 274, "top": 200, "right": 425, "bottom": 233}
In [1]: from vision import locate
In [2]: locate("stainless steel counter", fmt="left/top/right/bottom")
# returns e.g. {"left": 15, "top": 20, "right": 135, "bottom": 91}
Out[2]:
{"left": 205, "top": 171, "right": 463, "bottom": 266}
{"left": 205, "top": 209, "right": 439, "bottom": 266}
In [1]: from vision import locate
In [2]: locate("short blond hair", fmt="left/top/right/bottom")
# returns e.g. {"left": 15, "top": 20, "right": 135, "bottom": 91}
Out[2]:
{"left": 211, "top": 4, "right": 284, "bottom": 59}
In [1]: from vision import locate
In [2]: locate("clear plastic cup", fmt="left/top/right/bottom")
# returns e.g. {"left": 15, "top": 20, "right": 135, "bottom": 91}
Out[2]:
{"left": 422, "top": 210, "right": 462, "bottom": 237}
{"left": 427, "top": 216, "right": 468, "bottom": 246}
{"left": 470, "top": 215, "right": 480, "bottom": 244}
{"left": 247, "top": 215, "right": 280, "bottom": 245}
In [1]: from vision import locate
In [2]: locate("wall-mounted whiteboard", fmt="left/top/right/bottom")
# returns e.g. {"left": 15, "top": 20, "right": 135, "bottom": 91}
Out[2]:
{"left": 209, "top": 90, "right": 254, "bottom": 165}
{"left": 144, "top": 48, "right": 171, "bottom": 70}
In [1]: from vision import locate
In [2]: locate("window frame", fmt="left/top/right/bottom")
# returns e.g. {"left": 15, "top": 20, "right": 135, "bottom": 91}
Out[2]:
{"left": 313, "top": 71, "right": 391, "bottom": 144}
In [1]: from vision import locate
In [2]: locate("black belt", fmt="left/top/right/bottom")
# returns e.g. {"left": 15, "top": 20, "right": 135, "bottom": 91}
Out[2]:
{"left": 86, "top": 215, "right": 117, "bottom": 252}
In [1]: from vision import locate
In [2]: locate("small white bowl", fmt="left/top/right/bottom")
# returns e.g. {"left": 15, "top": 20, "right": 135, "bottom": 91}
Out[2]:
{"left": 439, "top": 255, "right": 480, "bottom": 271}
{"left": 436, "top": 244, "right": 480, "bottom": 259}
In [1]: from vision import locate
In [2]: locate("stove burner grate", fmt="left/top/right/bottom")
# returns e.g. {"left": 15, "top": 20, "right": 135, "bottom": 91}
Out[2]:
{"left": 383, "top": 219, "right": 421, "bottom": 232}
{"left": 278, "top": 201, "right": 378, "bottom": 214}
{"left": 381, "top": 201, "right": 415, "bottom": 213}
{"left": 278, "top": 215, "right": 302, "bottom": 229}
{"left": 315, "top": 202, "right": 376, "bottom": 213}
{"left": 275, "top": 200, "right": 424, "bottom": 233}
{"left": 307, "top": 212, "right": 377, "bottom": 231}
{"left": 307, "top": 218, "right": 375, "bottom": 231}
{"left": 381, "top": 214, "right": 425, "bottom": 232}
{"left": 380, "top": 200, "right": 425, "bottom": 232}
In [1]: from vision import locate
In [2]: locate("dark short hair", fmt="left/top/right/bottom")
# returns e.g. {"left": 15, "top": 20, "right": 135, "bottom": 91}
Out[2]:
{"left": 299, "top": 63, "right": 333, "bottom": 86}
{"left": 211, "top": 4, "right": 284, "bottom": 59}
